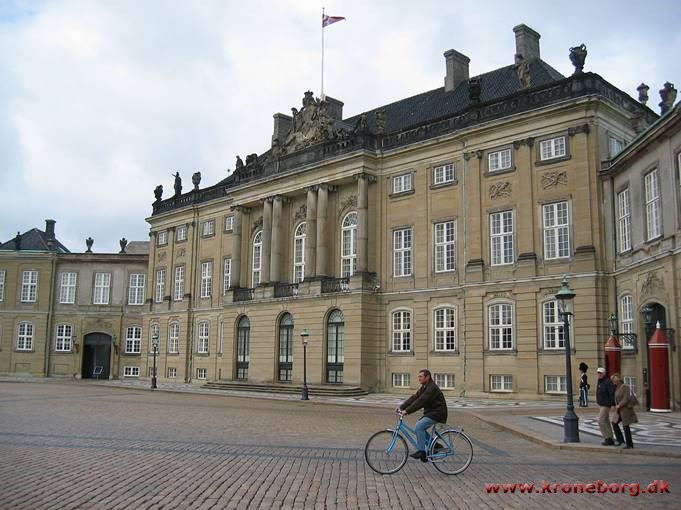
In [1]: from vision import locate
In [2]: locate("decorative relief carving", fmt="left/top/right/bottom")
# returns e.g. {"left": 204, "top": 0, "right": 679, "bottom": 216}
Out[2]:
{"left": 489, "top": 181, "right": 512, "bottom": 199}
{"left": 157, "top": 251, "right": 166, "bottom": 262}
{"left": 541, "top": 171, "right": 568, "bottom": 189}
{"left": 252, "top": 216, "right": 263, "bottom": 234}
{"left": 641, "top": 271, "right": 665, "bottom": 297}
{"left": 568, "top": 124, "right": 590, "bottom": 137}
{"left": 339, "top": 195, "right": 357, "bottom": 213}
{"left": 177, "top": 248, "right": 185, "bottom": 258}
{"left": 294, "top": 204, "right": 307, "bottom": 221}
{"left": 489, "top": 291, "right": 512, "bottom": 299}
{"left": 514, "top": 136, "right": 535, "bottom": 148}
{"left": 283, "top": 91, "right": 337, "bottom": 154}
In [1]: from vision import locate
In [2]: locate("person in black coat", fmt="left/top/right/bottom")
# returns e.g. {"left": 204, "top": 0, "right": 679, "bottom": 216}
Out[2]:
{"left": 578, "top": 362, "right": 590, "bottom": 407}
{"left": 596, "top": 367, "right": 616, "bottom": 445}
{"left": 397, "top": 369, "right": 448, "bottom": 462}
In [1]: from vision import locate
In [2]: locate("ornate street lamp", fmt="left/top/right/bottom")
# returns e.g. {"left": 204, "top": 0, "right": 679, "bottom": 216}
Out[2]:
{"left": 642, "top": 305, "right": 654, "bottom": 339}
{"left": 608, "top": 313, "right": 618, "bottom": 336}
{"left": 301, "top": 328, "right": 310, "bottom": 400}
{"left": 555, "top": 275, "right": 579, "bottom": 443}
{"left": 151, "top": 331, "right": 159, "bottom": 389}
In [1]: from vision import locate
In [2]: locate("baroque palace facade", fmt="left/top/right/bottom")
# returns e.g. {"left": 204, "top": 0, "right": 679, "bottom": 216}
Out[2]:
{"left": 2, "top": 25, "right": 679, "bottom": 406}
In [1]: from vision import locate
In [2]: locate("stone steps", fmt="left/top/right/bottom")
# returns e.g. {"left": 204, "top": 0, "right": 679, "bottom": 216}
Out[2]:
{"left": 202, "top": 380, "right": 368, "bottom": 397}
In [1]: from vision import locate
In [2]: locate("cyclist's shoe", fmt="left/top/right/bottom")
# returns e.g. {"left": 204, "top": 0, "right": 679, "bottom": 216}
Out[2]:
{"left": 410, "top": 450, "right": 426, "bottom": 461}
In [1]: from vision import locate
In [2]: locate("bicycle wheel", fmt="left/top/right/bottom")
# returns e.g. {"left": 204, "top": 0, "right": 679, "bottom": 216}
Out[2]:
{"left": 430, "top": 429, "right": 473, "bottom": 475}
{"left": 364, "top": 430, "right": 409, "bottom": 474}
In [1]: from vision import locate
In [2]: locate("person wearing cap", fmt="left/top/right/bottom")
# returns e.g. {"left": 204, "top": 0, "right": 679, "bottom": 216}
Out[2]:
{"left": 578, "top": 362, "right": 590, "bottom": 407}
{"left": 596, "top": 367, "right": 617, "bottom": 445}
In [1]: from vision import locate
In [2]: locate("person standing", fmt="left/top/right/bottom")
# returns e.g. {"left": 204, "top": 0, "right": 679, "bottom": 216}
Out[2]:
{"left": 611, "top": 373, "right": 638, "bottom": 449}
{"left": 596, "top": 367, "right": 616, "bottom": 445}
{"left": 578, "top": 362, "right": 590, "bottom": 407}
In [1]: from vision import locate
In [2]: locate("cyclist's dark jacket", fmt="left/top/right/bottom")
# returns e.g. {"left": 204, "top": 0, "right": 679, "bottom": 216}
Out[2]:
{"left": 400, "top": 381, "right": 448, "bottom": 423}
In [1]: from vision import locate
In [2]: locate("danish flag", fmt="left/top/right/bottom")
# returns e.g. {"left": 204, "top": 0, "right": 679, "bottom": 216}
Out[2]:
{"left": 322, "top": 14, "right": 345, "bottom": 27}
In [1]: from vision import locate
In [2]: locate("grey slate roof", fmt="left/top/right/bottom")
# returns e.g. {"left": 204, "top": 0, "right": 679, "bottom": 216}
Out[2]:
{"left": 0, "top": 228, "right": 70, "bottom": 253}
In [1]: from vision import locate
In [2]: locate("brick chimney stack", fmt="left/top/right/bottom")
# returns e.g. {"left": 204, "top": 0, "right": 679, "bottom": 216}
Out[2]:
{"left": 45, "top": 219, "right": 56, "bottom": 250}
{"left": 513, "top": 24, "right": 541, "bottom": 62}
{"left": 444, "top": 49, "right": 470, "bottom": 92}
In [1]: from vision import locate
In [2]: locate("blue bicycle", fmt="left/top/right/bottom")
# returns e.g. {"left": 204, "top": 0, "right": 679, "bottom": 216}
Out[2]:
{"left": 364, "top": 413, "right": 473, "bottom": 475}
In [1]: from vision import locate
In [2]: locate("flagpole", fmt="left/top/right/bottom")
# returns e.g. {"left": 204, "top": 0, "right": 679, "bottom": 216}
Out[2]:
{"left": 321, "top": 7, "right": 325, "bottom": 99}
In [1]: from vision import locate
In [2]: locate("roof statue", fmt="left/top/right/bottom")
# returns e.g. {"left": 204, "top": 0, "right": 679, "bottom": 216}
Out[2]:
{"left": 283, "top": 91, "right": 336, "bottom": 153}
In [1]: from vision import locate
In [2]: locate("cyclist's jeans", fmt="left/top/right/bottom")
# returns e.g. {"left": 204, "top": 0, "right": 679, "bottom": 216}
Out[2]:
{"left": 415, "top": 416, "right": 436, "bottom": 452}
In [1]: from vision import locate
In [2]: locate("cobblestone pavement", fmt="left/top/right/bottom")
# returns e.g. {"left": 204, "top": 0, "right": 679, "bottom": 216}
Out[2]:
{"left": 1, "top": 381, "right": 680, "bottom": 509}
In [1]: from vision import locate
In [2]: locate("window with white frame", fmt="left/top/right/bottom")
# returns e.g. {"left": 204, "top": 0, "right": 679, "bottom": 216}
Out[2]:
{"left": 125, "top": 326, "right": 142, "bottom": 354}
{"left": 609, "top": 136, "right": 624, "bottom": 157}
{"left": 59, "top": 272, "right": 77, "bottom": 304}
{"left": 196, "top": 367, "right": 207, "bottom": 380}
{"left": 167, "top": 367, "right": 177, "bottom": 378}
{"left": 252, "top": 231, "right": 262, "bottom": 286}
{"left": 392, "top": 173, "right": 412, "bottom": 194}
{"left": 434, "top": 220, "right": 456, "bottom": 272}
{"left": 393, "top": 227, "right": 412, "bottom": 277}
{"left": 341, "top": 213, "right": 357, "bottom": 277}
{"left": 543, "top": 201, "right": 570, "bottom": 259}
{"left": 55, "top": 324, "right": 72, "bottom": 352}
{"left": 155, "top": 269, "right": 166, "bottom": 303}
{"left": 392, "top": 310, "right": 412, "bottom": 352}
{"left": 490, "top": 374, "right": 513, "bottom": 392}
{"left": 294, "top": 222, "right": 306, "bottom": 283}
{"left": 123, "top": 366, "right": 140, "bottom": 377}
{"left": 543, "top": 300, "right": 565, "bottom": 349}
{"left": 545, "top": 375, "right": 567, "bottom": 393}
{"left": 174, "top": 266, "right": 184, "bottom": 301}
{"left": 435, "top": 373, "right": 455, "bottom": 388}
{"left": 434, "top": 307, "right": 457, "bottom": 352}
{"left": 488, "top": 148, "right": 512, "bottom": 172}
{"left": 93, "top": 272, "right": 111, "bottom": 305}
{"left": 197, "top": 321, "right": 209, "bottom": 354}
{"left": 21, "top": 270, "right": 38, "bottom": 302}
{"left": 539, "top": 136, "right": 566, "bottom": 161}
{"left": 168, "top": 322, "right": 180, "bottom": 353}
{"left": 17, "top": 322, "right": 33, "bottom": 350}
{"left": 644, "top": 169, "right": 661, "bottom": 240}
{"left": 392, "top": 373, "right": 410, "bottom": 387}
{"left": 223, "top": 257, "right": 231, "bottom": 294}
{"left": 224, "top": 215, "right": 234, "bottom": 232}
{"left": 623, "top": 376, "right": 638, "bottom": 396}
{"left": 620, "top": 295, "right": 634, "bottom": 350}
{"left": 0, "top": 269, "right": 5, "bottom": 301}
{"left": 488, "top": 303, "right": 514, "bottom": 350}
{"left": 202, "top": 220, "right": 215, "bottom": 237}
{"left": 490, "top": 211, "right": 514, "bottom": 265}
{"left": 433, "top": 163, "right": 455, "bottom": 185}
{"left": 128, "top": 273, "right": 145, "bottom": 305}
{"left": 157, "top": 231, "right": 168, "bottom": 246}
{"left": 200, "top": 261, "right": 212, "bottom": 298}
{"left": 175, "top": 225, "right": 187, "bottom": 242}
{"left": 617, "top": 188, "right": 632, "bottom": 253}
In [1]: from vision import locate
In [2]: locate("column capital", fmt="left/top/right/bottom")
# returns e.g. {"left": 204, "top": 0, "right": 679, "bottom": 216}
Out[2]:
{"left": 354, "top": 172, "right": 377, "bottom": 184}
{"left": 231, "top": 205, "right": 250, "bottom": 213}
{"left": 304, "top": 184, "right": 319, "bottom": 193}
{"left": 318, "top": 183, "right": 337, "bottom": 192}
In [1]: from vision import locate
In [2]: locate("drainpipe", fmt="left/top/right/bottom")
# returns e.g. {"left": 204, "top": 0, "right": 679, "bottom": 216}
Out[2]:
{"left": 461, "top": 142, "right": 468, "bottom": 397}
{"left": 44, "top": 253, "right": 57, "bottom": 376}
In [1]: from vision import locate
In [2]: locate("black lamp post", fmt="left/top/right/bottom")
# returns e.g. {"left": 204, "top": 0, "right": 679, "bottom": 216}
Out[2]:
{"left": 555, "top": 275, "right": 579, "bottom": 443}
{"left": 608, "top": 313, "right": 618, "bottom": 336}
{"left": 641, "top": 305, "right": 654, "bottom": 411}
{"left": 151, "top": 331, "right": 159, "bottom": 389}
{"left": 642, "top": 306, "right": 654, "bottom": 338}
{"left": 301, "top": 328, "right": 309, "bottom": 400}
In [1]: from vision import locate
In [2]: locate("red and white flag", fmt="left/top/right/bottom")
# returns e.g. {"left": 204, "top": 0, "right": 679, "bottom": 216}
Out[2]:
{"left": 322, "top": 14, "right": 345, "bottom": 27}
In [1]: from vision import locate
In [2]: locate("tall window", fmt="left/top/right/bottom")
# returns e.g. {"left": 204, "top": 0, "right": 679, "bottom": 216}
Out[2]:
{"left": 278, "top": 313, "right": 294, "bottom": 382}
{"left": 326, "top": 310, "right": 344, "bottom": 383}
{"left": 59, "top": 272, "right": 77, "bottom": 304}
{"left": 168, "top": 322, "right": 180, "bottom": 353}
{"left": 543, "top": 201, "right": 570, "bottom": 259}
{"left": 434, "top": 221, "right": 456, "bottom": 272}
{"left": 17, "top": 322, "right": 33, "bottom": 350}
{"left": 609, "top": 136, "right": 624, "bottom": 157}
{"left": 55, "top": 324, "right": 72, "bottom": 352}
{"left": 488, "top": 148, "right": 512, "bottom": 172}
{"left": 125, "top": 326, "right": 142, "bottom": 353}
{"left": 197, "top": 321, "right": 209, "bottom": 354}
{"left": 489, "top": 303, "right": 514, "bottom": 350}
{"left": 157, "top": 231, "right": 168, "bottom": 246}
{"left": 433, "top": 163, "right": 454, "bottom": 184}
{"left": 21, "top": 270, "right": 38, "bottom": 302}
{"left": 393, "top": 227, "right": 412, "bottom": 277}
{"left": 200, "top": 261, "right": 212, "bottom": 298}
{"left": 223, "top": 257, "right": 231, "bottom": 294}
{"left": 434, "top": 307, "right": 456, "bottom": 351}
{"left": 341, "top": 213, "right": 357, "bottom": 277}
{"left": 252, "top": 231, "right": 262, "bottom": 286}
{"left": 392, "top": 310, "right": 412, "bottom": 352}
{"left": 175, "top": 225, "right": 187, "bottom": 242}
{"left": 540, "top": 136, "right": 566, "bottom": 160}
{"left": 174, "top": 266, "right": 185, "bottom": 301}
{"left": 236, "top": 316, "right": 250, "bottom": 380}
{"left": 93, "top": 272, "right": 110, "bottom": 305}
{"left": 128, "top": 273, "right": 145, "bottom": 305}
{"left": 155, "top": 269, "right": 166, "bottom": 303}
{"left": 293, "top": 222, "right": 306, "bottom": 283}
{"left": 645, "top": 169, "right": 661, "bottom": 240}
{"left": 202, "top": 220, "right": 215, "bottom": 237}
{"left": 543, "top": 300, "right": 565, "bottom": 349}
{"left": 620, "top": 295, "right": 634, "bottom": 350}
{"left": 490, "top": 211, "right": 513, "bottom": 265}
{"left": 224, "top": 215, "right": 234, "bottom": 232}
{"left": 0, "top": 269, "right": 5, "bottom": 301}
{"left": 617, "top": 189, "right": 632, "bottom": 253}
{"left": 392, "top": 173, "right": 412, "bottom": 193}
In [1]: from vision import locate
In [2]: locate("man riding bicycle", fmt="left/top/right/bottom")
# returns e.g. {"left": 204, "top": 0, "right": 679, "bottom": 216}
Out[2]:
{"left": 396, "top": 369, "right": 448, "bottom": 462}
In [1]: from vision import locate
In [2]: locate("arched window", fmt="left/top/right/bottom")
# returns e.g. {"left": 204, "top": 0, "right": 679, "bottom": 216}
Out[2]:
{"left": 252, "top": 231, "right": 262, "bottom": 286}
{"left": 168, "top": 322, "right": 180, "bottom": 353}
{"left": 542, "top": 300, "right": 564, "bottom": 349}
{"left": 433, "top": 307, "right": 456, "bottom": 352}
{"left": 488, "top": 302, "right": 514, "bottom": 350}
{"left": 326, "top": 310, "right": 344, "bottom": 383}
{"left": 236, "top": 316, "right": 250, "bottom": 380}
{"left": 341, "top": 212, "right": 357, "bottom": 277}
{"left": 278, "top": 313, "right": 294, "bottom": 382}
{"left": 293, "top": 222, "right": 306, "bottom": 283}
{"left": 619, "top": 295, "right": 634, "bottom": 350}
{"left": 391, "top": 310, "right": 411, "bottom": 352}
{"left": 197, "top": 321, "right": 209, "bottom": 354}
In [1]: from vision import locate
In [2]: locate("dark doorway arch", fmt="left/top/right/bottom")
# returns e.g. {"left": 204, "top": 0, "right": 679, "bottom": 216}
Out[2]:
{"left": 82, "top": 333, "right": 112, "bottom": 379}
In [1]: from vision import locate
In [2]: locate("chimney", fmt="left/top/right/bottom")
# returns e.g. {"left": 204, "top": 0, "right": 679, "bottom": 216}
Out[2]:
{"left": 324, "top": 95, "right": 344, "bottom": 120}
{"left": 513, "top": 24, "right": 541, "bottom": 62}
{"left": 45, "top": 219, "right": 56, "bottom": 250}
{"left": 444, "top": 49, "right": 470, "bottom": 92}
{"left": 272, "top": 113, "right": 292, "bottom": 147}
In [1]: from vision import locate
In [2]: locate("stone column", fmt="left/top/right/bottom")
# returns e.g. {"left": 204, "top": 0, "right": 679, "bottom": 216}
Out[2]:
{"left": 356, "top": 173, "right": 369, "bottom": 273}
{"left": 315, "top": 184, "right": 329, "bottom": 277}
{"left": 261, "top": 198, "right": 272, "bottom": 284}
{"left": 305, "top": 186, "right": 318, "bottom": 279}
{"left": 230, "top": 206, "right": 244, "bottom": 288}
{"left": 270, "top": 196, "right": 283, "bottom": 283}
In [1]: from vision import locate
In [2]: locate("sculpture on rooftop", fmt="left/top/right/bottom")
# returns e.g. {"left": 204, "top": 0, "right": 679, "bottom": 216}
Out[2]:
{"left": 154, "top": 185, "right": 163, "bottom": 202}
{"left": 192, "top": 172, "right": 201, "bottom": 191}
{"left": 514, "top": 53, "right": 531, "bottom": 89}
{"left": 173, "top": 172, "right": 182, "bottom": 196}
{"left": 283, "top": 91, "right": 336, "bottom": 153}
{"left": 569, "top": 44, "right": 587, "bottom": 74}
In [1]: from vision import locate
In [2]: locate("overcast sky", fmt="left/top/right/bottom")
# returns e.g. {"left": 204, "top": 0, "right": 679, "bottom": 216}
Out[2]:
{"left": 1, "top": 0, "right": 680, "bottom": 253}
